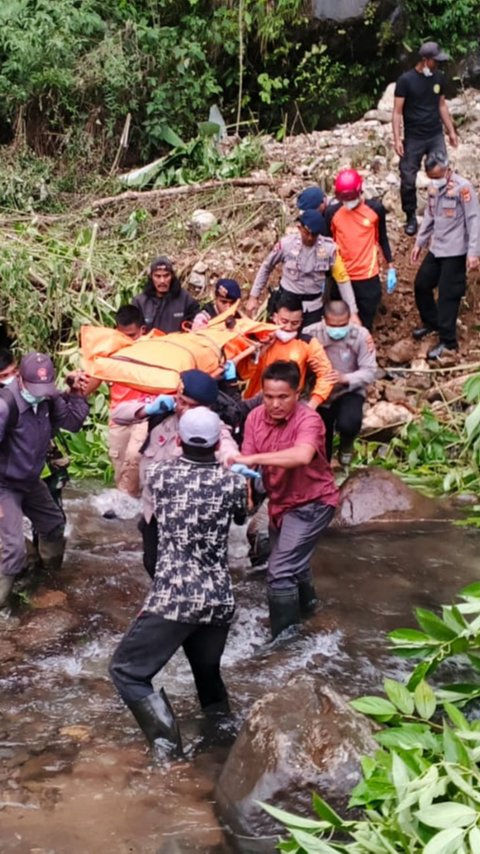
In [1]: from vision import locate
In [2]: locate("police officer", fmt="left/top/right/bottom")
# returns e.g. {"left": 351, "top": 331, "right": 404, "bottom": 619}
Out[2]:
{"left": 305, "top": 301, "right": 377, "bottom": 464}
{"left": 411, "top": 152, "right": 480, "bottom": 360}
{"left": 0, "top": 353, "right": 89, "bottom": 607}
{"left": 246, "top": 210, "right": 359, "bottom": 326}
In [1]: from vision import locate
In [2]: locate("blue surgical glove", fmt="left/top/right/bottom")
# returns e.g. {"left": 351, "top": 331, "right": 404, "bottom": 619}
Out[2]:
{"left": 223, "top": 360, "right": 237, "bottom": 381}
{"left": 231, "top": 463, "right": 261, "bottom": 480}
{"left": 387, "top": 268, "right": 397, "bottom": 294}
{"left": 144, "top": 394, "right": 176, "bottom": 416}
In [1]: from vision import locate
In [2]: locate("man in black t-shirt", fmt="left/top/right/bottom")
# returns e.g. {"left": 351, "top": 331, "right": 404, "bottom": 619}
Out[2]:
{"left": 392, "top": 42, "right": 458, "bottom": 236}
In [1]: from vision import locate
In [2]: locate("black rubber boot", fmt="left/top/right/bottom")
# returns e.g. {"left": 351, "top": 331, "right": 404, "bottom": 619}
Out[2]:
{"left": 128, "top": 689, "right": 182, "bottom": 754}
{"left": 38, "top": 533, "right": 66, "bottom": 572}
{"left": 298, "top": 575, "right": 318, "bottom": 617}
{"left": 202, "top": 696, "right": 230, "bottom": 717}
{"left": 0, "top": 575, "right": 14, "bottom": 608}
{"left": 267, "top": 587, "right": 300, "bottom": 639}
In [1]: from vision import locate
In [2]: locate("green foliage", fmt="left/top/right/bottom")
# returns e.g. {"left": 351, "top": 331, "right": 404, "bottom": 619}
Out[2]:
{"left": 61, "top": 389, "right": 113, "bottom": 482}
{"left": 355, "top": 380, "right": 480, "bottom": 506}
{"left": 264, "top": 583, "right": 480, "bottom": 853}
{"left": 403, "top": 0, "right": 480, "bottom": 60}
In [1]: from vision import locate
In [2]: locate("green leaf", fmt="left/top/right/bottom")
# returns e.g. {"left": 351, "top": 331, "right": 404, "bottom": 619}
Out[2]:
{"left": 442, "top": 606, "right": 467, "bottom": 633}
{"left": 311, "top": 793, "right": 344, "bottom": 828}
{"left": 391, "top": 751, "right": 410, "bottom": 798}
{"left": 289, "top": 829, "right": 342, "bottom": 854}
{"left": 460, "top": 582, "right": 480, "bottom": 599}
{"left": 258, "top": 802, "right": 330, "bottom": 831}
{"left": 443, "top": 702, "right": 470, "bottom": 730}
{"left": 422, "top": 827, "right": 464, "bottom": 854}
{"left": 415, "top": 608, "right": 457, "bottom": 641}
{"left": 414, "top": 680, "right": 437, "bottom": 720}
{"left": 469, "top": 826, "right": 480, "bottom": 851}
{"left": 444, "top": 765, "right": 480, "bottom": 803}
{"left": 350, "top": 696, "right": 397, "bottom": 717}
{"left": 420, "top": 801, "right": 478, "bottom": 829}
{"left": 408, "top": 661, "right": 437, "bottom": 691}
{"left": 383, "top": 678, "right": 415, "bottom": 715}
{"left": 389, "top": 628, "right": 434, "bottom": 645}
{"left": 443, "top": 722, "right": 470, "bottom": 766}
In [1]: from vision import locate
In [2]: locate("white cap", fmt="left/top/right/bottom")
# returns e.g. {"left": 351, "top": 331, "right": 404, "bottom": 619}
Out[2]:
{"left": 178, "top": 407, "right": 221, "bottom": 448}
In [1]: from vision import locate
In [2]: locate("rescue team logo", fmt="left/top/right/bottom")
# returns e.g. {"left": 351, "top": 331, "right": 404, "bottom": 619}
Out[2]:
{"left": 433, "top": 84, "right": 441, "bottom": 94}
{"left": 460, "top": 187, "right": 472, "bottom": 203}
{"left": 37, "top": 368, "right": 48, "bottom": 380}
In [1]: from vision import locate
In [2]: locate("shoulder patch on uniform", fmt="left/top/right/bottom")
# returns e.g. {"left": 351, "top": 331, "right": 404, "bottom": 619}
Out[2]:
{"left": 460, "top": 186, "right": 472, "bottom": 203}
{"left": 274, "top": 241, "right": 281, "bottom": 251}
{"left": 433, "top": 83, "right": 441, "bottom": 94}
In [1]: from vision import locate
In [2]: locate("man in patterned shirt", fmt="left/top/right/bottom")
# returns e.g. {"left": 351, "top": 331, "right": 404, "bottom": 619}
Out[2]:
{"left": 109, "top": 407, "right": 247, "bottom": 753}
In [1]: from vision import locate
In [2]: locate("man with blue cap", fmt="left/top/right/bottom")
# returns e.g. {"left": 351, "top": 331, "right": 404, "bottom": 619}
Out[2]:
{"left": 112, "top": 368, "right": 241, "bottom": 576}
{"left": 296, "top": 185, "right": 328, "bottom": 236}
{"left": 192, "top": 278, "right": 242, "bottom": 329}
{"left": 246, "top": 209, "right": 359, "bottom": 327}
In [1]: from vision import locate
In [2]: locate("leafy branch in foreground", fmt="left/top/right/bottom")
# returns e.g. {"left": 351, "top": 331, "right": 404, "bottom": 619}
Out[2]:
{"left": 262, "top": 583, "right": 480, "bottom": 853}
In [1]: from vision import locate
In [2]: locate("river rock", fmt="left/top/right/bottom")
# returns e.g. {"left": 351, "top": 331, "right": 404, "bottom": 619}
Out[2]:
{"left": 215, "top": 675, "right": 377, "bottom": 853}
{"left": 16, "top": 608, "right": 81, "bottom": 651}
{"left": 386, "top": 337, "right": 416, "bottom": 364}
{"left": 361, "top": 400, "right": 413, "bottom": 434}
{"left": 334, "top": 468, "right": 439, "bottom": 527}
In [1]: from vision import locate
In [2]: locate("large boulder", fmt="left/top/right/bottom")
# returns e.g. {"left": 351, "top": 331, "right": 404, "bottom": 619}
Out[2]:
{"left": 215, "top": 674, "right": 377, "bottom": 853}
{"left": 334, "top": 467, "right": 440, "bottom": 527}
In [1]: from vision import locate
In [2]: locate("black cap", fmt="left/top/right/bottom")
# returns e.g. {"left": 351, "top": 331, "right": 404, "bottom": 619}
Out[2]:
{"left": 419, "top": 42, "right": 449, "bottom": 61}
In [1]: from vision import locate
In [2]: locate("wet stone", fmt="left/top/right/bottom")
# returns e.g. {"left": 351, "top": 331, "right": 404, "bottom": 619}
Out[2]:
{"left": 16, "top": 608, "right": 81, "bottom": 651}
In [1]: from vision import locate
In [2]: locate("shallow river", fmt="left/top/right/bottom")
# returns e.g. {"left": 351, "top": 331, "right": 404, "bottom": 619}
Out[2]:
{"left": 0, "top": 484, "right": 479, "bottom": 853}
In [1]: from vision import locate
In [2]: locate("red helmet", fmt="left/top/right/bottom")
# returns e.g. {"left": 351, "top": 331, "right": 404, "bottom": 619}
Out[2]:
{"left": 334, "top": 169, "right": 363, "bottom": 201}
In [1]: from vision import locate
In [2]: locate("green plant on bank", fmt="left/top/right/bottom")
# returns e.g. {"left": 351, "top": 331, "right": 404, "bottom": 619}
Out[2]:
{"left": 262, "top": 583, "right": 480, "bottom": 853}
{"left": 354, "top": 374, "right": 480, "bottom": 509}
{"left": 59, "top": 387, "right": 113, "bottom": 482}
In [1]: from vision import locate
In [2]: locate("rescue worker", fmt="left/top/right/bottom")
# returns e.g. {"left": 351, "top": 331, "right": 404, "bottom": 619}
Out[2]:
{"left": 326, "top": 168, "right": 396, "bottom": 331}
{"left": 192, "top": 278, "right": 242, "bottom": 329}
{"left": 86, "top": 304, "right": 151, "bottom": 498}
{"left": 109, "top": 408, "right": 247, "bottom": 753}
{"left": 246, "top": 210, "right": 359, "bottom": 326}
{"left": 296, "top": 185, "right": 328, "bottom": 236}
{"left": 392, "top": 42, "right": 458, "bottom": 236}
{"left": 238, "top": 291, "right": 334, "bottom": 406}
{"left": 305, "top": 300, "right": 377, "bottom": 464}
{"left": 0, "top": 350, "right": 17, "bottom": 386}
{"left": 111, "top": 369, "right": 239, "bottom": 577}
{"left": 411, "top": 151, "right": 480, "bottom": 360}
{"left": 133, "top": 256, "right": 199, "bottom": 333}
{"left": 233, "top": 360, "right": 339, "bottom": 639}
{"left": 0, "top": 353, "right": 89, "bottom": 607}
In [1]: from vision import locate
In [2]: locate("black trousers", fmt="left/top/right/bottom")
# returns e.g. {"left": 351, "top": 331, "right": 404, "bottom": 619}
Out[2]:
{"left": 318, "top": 393, "right": 364, "bottom": 460}
{"left": 138, "top": 516, "right": 157, "bottom": 579}
{"left": 414, "top": 252, "right": 466, "bottom": 348}
{"left": 109, "top": 611, "right": 229, "bottom": 708}
{"left": 351, "top": 276, "right": 382, "bottom": 331}
{"left": 399, "top": 132, "right": 446, "bottom": 216}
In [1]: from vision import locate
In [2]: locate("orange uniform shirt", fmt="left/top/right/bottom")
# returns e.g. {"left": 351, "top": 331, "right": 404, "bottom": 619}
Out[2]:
{"left": 330, "top": 202, "right": 380, "bottom": 280}
{"left": 239, "top": 335, "right": 333, "bottom": 407}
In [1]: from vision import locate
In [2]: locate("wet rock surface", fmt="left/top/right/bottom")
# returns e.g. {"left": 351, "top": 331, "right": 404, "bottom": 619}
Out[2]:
{"left": 334, "top": 468, "right": 441, "bottom": 527}
{"left": 216, "top": 675, "right": 377, "bottom": 853}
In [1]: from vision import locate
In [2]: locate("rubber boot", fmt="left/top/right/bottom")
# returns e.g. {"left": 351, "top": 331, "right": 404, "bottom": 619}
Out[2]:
{"left": 0, "top": 575, "right": 14, "bottom": 608}
{"left": 267, "top": 587, "right": 300, "bottom": 639}
{"left": 298, "top": 574, "right": 318, "bottom": 617}
{"left": 202, "top": 696, "right": 230, "bottom": 717}
{"left": 128, "top": 689, "right": 182, "bottom": 754}
{"left": 38, "top": 534, "right": 66, "bottom": 572}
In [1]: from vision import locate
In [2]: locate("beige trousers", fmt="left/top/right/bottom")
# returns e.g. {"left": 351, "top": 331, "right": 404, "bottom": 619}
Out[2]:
{"left": 108, "top": 421, "right": 149, "bottom": 497}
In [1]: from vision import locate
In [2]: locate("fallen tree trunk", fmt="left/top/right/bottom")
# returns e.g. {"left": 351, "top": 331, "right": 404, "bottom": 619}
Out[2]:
{"left": 91, "top": 176, "right": 275, "bottom": 210}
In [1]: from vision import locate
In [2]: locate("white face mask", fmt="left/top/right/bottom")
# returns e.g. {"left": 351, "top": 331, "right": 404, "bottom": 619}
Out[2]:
{"left": 20, "top": 388, "right": 46, "bottom": 406}
{"left": 343, "top": 198, "right": 360, "bottom": 210}
{"left": 0, "top": 375, "right": 15, "bottom": 386}
{"left": 275, "top": 329, "right": 297, "bottom": 343}
{"left": 422, "top": 66, "right": 433, "bottom": 77}
{"left": 430, "top": 177, "right": 447, "bottom": 189}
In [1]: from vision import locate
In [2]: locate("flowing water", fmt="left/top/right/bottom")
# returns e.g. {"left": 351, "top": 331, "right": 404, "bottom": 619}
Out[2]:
{"left": 0, "top": 484, "right": 479, "bottom": 853}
